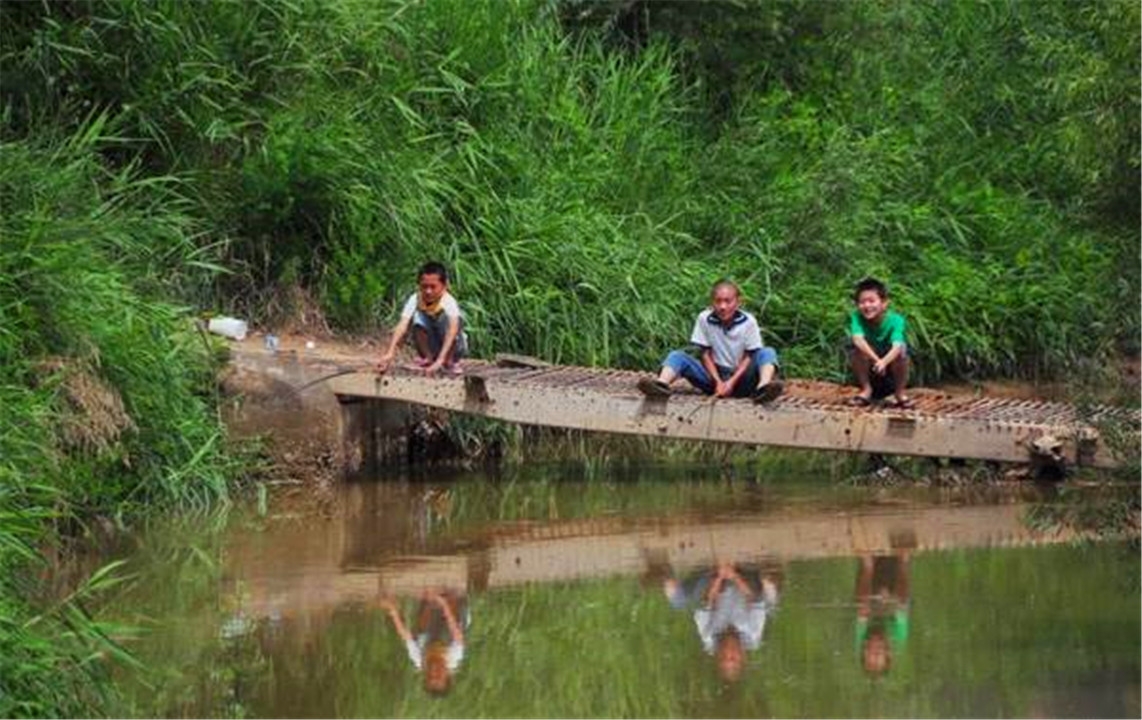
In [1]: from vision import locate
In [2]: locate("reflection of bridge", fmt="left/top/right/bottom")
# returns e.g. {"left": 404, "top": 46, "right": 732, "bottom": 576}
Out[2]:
{"left": 230, "top": 342, "right": 1136, "bottom": 468}
{"left": 229, "top": 499, "right": 1083, "bottom": 617}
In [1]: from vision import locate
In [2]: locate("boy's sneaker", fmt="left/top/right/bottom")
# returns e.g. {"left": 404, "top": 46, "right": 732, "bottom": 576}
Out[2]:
{"left": 412, "top": 356, "right": 432, "bottom": 368}
{"left": 752, "top": 380, "right": 785, "bottom": 404}
{"left": 638, "top": 377, "right": 672, "bottom": 398}
{"left": 444, "top": 361, "right": 464, "bottom": 376}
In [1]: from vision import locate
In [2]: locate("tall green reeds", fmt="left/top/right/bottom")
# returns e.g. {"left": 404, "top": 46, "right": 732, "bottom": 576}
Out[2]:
{"left": 7, "top": 0, "right": 1135, "bottom": 380}
{"left": 0, "top": 121, "right": 235, "bottom": 714}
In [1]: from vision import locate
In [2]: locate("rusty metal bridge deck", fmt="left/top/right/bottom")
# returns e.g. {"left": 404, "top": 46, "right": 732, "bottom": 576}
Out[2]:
{"left": 234, "top": 344, "right": 1138, "bottom": 467}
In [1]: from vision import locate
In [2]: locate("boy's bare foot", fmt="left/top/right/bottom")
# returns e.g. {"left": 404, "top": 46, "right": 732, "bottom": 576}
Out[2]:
{"left": 752, "top": 380, "right": 784, "bottom": 404}
{"left": 638, "top": 377, "right": 671, "bottom": 398}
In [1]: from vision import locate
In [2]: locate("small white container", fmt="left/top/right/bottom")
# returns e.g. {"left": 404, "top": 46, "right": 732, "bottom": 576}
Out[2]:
{"left": 207, "top": 316, "right": 248, "bottom": 341}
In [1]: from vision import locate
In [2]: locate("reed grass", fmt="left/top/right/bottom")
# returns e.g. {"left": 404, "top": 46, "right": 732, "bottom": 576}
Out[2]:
{"left": 5, "top": 0, "right": 1135, "bottom": 380}
{"left": 0, "top": 122, "right": 237, "bottom": 714}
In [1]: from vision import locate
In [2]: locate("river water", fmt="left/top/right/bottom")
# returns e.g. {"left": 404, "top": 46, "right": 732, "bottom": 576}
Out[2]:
{"left": 98, "top": 464, "right": 1139, "bottom": 718}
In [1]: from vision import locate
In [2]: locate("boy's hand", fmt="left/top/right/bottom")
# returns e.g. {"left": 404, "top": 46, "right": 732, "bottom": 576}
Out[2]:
{"left": 424, "top": 361, "right": 444, "bottom": 376}
{"left": 376, "top": 351, "right": 395, "bottom": 374}
{"left": 714, "top": 379, "right": 733, "bottom": 398}
{"left": 872, "top": 357, "right": 890, "bottom": 375}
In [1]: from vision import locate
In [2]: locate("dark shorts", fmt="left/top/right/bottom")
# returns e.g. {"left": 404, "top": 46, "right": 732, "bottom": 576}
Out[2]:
{"left": 845, "top": 342, "right": 909, "bottom": 399}
{"left": 413, "top": 311, "right": 468, "bottom": 361}
{"left": 415, "top": 593, "right": 470, "bottom": 642}
{"left": 869, "top": 373, "right": 897, "bottom": 400}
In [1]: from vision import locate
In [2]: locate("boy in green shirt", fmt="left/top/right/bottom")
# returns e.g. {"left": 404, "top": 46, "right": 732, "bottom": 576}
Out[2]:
{"left": 847, "top": 277, "right": 912, "bottom": 408}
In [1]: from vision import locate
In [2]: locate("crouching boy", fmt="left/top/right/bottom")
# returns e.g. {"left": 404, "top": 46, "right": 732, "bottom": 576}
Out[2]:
{"left": 638, "top": 280, "right": 783, "bottom": 403}
{"left": 847, "top": 277, "right": 912, "bottom": 408}
{"left": 377, "top": 261, "right": 467, "bottom": 375}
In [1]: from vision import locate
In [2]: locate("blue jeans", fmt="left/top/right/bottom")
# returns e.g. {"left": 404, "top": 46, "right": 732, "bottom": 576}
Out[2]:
{"left": 662, "top": 348, "right": 778, "bottom": 398}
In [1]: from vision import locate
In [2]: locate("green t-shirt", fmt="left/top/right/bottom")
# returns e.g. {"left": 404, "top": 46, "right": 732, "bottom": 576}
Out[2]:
{"left": 848, "top": 309, "right": 907, "bottom": 356}
{"left": 855, "top": 610, "right": 910, "bottom": 652}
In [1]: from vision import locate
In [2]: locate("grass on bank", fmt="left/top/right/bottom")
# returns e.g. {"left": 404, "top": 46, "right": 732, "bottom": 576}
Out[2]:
{"left": 0, "top": 124, "right": 237, "bottom": 716}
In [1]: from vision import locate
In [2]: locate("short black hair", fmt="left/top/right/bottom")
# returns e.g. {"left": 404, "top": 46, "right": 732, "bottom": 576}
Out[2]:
{"left": 711, "top": 279, "right": 741, "bottom": 298}
{"left": 853, "top": 277, "right": 888, "bottom": 302}
{"left": 418, "top": 261, "right": 449, "bottom": 284}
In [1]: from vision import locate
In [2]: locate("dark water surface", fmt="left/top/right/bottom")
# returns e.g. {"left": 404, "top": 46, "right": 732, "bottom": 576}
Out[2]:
{"left": 99, "top": 467, "right": 1139, "bottom": 718}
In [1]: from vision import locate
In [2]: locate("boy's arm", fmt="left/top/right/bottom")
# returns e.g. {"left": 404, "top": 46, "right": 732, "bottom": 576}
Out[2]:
{"left": 381, "top": 599, "right": 415, "bottom": 643}
{"left": 855, "top": 555, "right": 874, "bottom": 618}
{"left": 700, "top": 348, "right": 727, "bottom": 396}
{"left": 705, "top": 573, "right": 727, "bottom": 604}
{"left": 727, "top": 569, "right": 755, "bottom": 600}
{"left": 849, "top": 311, "right": 881, "bottom": 362}
{"left": 718, "top": 563, "right": 754, "bottom": 600}
{"left": 378, "top": 315, "right": 412, "bottom": 372}
{"left": 433, "top": 594, "right": 466, "bottom": 644}
{"left": 851, "top": 334, "right": 881, "bottom": 363}
{"left": 874, "top": 315, "right": 907, "bottom": 372}
{"left": 874, "top": 342, "right": 904, "bottom": 373}
{"left": 723, "top": 352, "right": 753, "bottom": 395}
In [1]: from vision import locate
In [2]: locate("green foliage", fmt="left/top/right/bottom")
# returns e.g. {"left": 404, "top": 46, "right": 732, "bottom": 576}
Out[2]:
{"left": 1, "top": 126, "right": 233, "bottom": 512}
{"left": 5, "top": 0, "right": 1136, "bottom": 378}
{"left": 0, "top": 123, "right": 236, "bottom": 714}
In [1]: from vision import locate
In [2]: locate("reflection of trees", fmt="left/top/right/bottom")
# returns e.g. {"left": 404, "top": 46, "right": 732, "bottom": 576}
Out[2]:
{"left": 1030, "top": 397, "right": 1142, "bottom": 546}
{"left": 1026, "top": 484, "right": 1140, "bottom": 548}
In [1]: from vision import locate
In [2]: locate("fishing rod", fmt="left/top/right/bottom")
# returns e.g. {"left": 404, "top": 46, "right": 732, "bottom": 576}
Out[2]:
{"left": 292, "top": 365, "right": 369, "bottom": 393}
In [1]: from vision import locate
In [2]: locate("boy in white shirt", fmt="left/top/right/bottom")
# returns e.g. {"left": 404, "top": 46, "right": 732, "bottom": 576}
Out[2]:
{"left": 380, "top": 590, "right": 469, "bottom": 696}
{"left": 695, "top": 563, "right": 780, "bottom": 683}
{"left": 377, "top": 261, "right": 467, "bottom": 375}
{"left": 638, "top": 280, "right": 783, "bottom": 402}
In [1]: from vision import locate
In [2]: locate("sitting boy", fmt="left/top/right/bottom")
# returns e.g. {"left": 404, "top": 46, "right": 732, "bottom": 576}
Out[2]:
{"left": 847, "top": 277, "right": 912, "bottom": 408}
{"left": 637, "top": 280, "right": 783, "bottom": 403}
{"left": 377, "top": 261, "right": 467, "bottom": 375}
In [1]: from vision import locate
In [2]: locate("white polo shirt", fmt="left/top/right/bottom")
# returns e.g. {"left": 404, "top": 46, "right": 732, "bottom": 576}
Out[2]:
{"left": 690, "top": 309, "right": 763, "bottom": 369}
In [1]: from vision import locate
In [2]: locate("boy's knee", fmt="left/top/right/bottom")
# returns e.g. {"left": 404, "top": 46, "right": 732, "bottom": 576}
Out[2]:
{"left": 753, "top": 347, "right": 778, "bottom": 367}
{"left": 663, "top": 350, "right": 692, "bottom": 372}
{"left": 891, "top": 352, "right": 910, "bottom": 375}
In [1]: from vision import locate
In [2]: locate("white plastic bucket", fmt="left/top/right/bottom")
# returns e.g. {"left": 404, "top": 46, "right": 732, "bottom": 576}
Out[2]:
{"left": 207, "top": 316, "right": 248, "bottom": 341}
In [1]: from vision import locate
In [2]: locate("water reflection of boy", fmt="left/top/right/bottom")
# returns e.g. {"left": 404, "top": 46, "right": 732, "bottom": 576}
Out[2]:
{"left": 654, "top": 561, "right": 779, "bottom": 683}
{"left": 696, "top": 563, "right": 780, "bottom": 682}
{"left": 854, "top": 550, "right": 911, "bottom": 677}
{"left": 380, "top": 590, "right": 470, "bottom": 695}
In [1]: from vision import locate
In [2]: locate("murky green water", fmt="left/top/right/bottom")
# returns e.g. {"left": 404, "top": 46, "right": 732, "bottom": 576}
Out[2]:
{"left": 95, "top": 466, "right": 1139, "bottom": 718}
